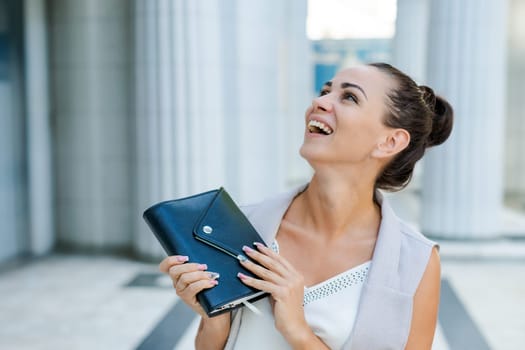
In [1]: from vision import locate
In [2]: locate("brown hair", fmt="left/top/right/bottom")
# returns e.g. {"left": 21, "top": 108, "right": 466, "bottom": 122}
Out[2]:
{"left": 368, "top": 62, "right": 454, "bottom": 191}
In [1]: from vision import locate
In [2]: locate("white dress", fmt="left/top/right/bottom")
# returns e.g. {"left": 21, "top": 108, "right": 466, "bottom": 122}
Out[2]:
{"left": 233, "top": 241, "right": 371, "bottom": 350}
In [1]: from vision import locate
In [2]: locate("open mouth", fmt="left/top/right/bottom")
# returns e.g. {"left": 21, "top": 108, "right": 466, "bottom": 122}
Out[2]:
{"left": 308, "top": 120, "right": 333, "bottom": 135}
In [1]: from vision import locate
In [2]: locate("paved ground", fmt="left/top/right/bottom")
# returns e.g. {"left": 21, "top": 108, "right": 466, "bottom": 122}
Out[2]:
{"left": 1, "top": 249, "right": 523, "bottom": 350}
{"left": 1, "top": 191, "right": 524, "bottom": 349}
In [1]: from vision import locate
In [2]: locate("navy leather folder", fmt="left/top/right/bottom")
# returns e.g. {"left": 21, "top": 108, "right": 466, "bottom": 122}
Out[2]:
{"left": 143, "top": 188, "right": 268, "bottom": 317}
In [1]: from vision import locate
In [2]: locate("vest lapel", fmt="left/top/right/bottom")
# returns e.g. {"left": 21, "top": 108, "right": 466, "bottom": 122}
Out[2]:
{"left": 344, "top": 195, "right": 413, "bottom": 350}
{"left": 245, "top": 185, "right": 306, "bottom": 245}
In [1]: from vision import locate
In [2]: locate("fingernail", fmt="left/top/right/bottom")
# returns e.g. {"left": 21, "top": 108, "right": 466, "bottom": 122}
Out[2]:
{"left": 177, "top": 256, "right": 189, "bottom": 262}
{"left": 208, "top": 272, "right": 220, "bottom": 280}
{"left": 253, "top": 242, "right": 263, "bottom": 248}
{"left": 237, "top": 272, "right": 247, "bottom": 279}
{"left": 198, "top": 264, "right": 208, "bottom": 270}
{"left": 236, "top": 254, "right": 248, "bottom": 262}
{"left": 210, "top": 279, "right": 219, "bottom": 285}
{"left": 242, "top": 245, "right": 254, "bottom": 253}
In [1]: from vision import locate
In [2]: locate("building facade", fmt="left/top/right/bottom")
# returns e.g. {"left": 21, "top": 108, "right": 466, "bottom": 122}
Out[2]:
{"left": 0, "top": 0, "right": 311, "bottom": 263}
{"left": 0, "top": 0, "right": 522, "bottom": 265}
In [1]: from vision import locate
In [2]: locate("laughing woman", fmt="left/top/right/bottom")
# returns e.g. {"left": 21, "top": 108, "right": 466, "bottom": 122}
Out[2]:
{"left": 160, "top": 62, "right": 453, "bottom": 350}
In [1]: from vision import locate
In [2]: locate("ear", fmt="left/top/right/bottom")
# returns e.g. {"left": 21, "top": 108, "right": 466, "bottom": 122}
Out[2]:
{"left": 371, "top": 129, "right": 410, "bottom": 159}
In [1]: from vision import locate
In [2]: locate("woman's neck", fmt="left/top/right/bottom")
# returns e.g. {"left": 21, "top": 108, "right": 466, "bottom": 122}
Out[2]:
{"left": 293, "top": 171, "right": 381, "bottom": 241}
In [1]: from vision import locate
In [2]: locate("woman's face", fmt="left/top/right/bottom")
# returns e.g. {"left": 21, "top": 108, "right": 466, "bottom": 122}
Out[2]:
{"left": 300, "top": 65, "right": 395, "bottom": 167}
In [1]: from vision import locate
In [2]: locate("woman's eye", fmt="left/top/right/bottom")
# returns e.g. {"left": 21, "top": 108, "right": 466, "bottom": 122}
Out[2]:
{"left": 342, "top": 92, "right": 358, "bottom": 103}
{"left": 319, "top": 89, "right": 329, "bottom": 97}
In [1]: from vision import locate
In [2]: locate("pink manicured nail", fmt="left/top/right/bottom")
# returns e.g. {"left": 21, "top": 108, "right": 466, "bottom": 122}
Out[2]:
{"left": 198, "top": 264, "right": 208, "bottom": 270}
{"left": 208, "top": 272, "right": 220, "bottom": 280}
{"left": 176, "top": 256, "right": 189, "bottom": 262}
{"left": 242, "top": 245, "right": 254, "bottom": 253}
{"left": 237, "top": 272, "right": 247, "bottom": 279}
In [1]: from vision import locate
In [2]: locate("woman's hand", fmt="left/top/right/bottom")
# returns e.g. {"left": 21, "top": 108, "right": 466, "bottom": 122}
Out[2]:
{"left": 159, "top": 255, "right": 230, "bottom": 350}
{"left": 237, "top": 243, "right": 328, "bottom": 349}
{"left": 159, "top": 255, "right": 219, "bottom": 318}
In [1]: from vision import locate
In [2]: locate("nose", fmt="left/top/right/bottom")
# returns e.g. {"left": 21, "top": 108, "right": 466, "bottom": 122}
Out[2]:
{"left": 312, "top": 94, "right": 333, "bottom": 113}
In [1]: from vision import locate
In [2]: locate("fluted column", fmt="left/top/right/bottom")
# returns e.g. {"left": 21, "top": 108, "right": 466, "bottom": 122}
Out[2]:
{"left": 219, "top": 0, "right": 311, "bottom": 202}
{"left": 133, "top": 0, "right": 310, "bottom": 259}
{"left": 392, "top": 0, "right": 430, "bottom": 83}
{"left": 134, "top": 0, "right": 226, "bottom": 258}
{"left": 279, "top": 0, "right": 312, "bottom": 187}
{"left": 25, "top": 0, "right": 54, "bottom": 256}
{"left": 51, "top": 0, "right": 132, "bottom": 250}
{"left": 228, "top": 0, "right": 310, "bottom": 199}
{"left": 505, "top": 0, "right": 525, "bottom": 197}
{"left": 392, "top": 0, "right": 430, "bottom": 192}
{"left": 0, "top": 0, "right": 26, "bottom": 262}
{"left": 232, "top": 0, "right": 289, "bottom": 201}
{"left": 422, "top": 0, "right": 508, "bottom": 238}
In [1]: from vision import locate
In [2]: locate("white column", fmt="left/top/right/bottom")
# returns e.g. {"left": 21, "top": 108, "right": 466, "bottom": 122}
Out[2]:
{"left": 392, "top": 0, "right": 430, "bottom": 192}
{"left": 505, "top": 0, "right": 525, "bottom": 196}
{"left": 227, "top": 0, "right": 310, "bottom": 203}
{"left": 51, "top": 0, "right": 132, "bottom": 250}
{"left": 422, "top": 0, "right": 508, "bottom": 238}
{"left": 233, "top": 0, "right": 287, "bottom": 202}
{"left": 25, "top": 0, "right": 54, "bottom": 256}
{"left": 280, "top": 0, "right": 313, "bottom": 188}
{"left": 133, "top": 0, "right": 310, "bottom": 259}
{"left": 392, "top": 0, "right": 430, "bottom": 84}
{"left": 134, "top": 0, "right": 226, "bottom": 259}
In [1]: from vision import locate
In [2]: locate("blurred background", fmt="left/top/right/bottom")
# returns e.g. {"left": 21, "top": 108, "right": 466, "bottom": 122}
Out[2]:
{"left": 0, "top": 0, "right": 524, "bottom": 349}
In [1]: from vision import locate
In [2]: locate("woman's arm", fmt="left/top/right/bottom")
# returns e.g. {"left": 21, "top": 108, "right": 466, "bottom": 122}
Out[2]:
{"left": 195, "top": 313, "right": 231, "bottom": 350}
{"left": 405, "top": 247, "right": 441, "bottom": 350}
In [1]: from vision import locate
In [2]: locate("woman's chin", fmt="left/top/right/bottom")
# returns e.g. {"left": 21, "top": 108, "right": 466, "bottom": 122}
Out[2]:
{"left": 299, "top": 144, "right": 329, "bottom": 163}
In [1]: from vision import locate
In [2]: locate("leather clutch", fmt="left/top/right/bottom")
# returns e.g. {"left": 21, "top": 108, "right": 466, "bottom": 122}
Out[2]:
{"left": 143, "top": 188, "right": 269, "bottom": 317}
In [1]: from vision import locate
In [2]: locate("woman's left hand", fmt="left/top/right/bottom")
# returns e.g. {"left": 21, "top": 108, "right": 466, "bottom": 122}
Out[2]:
{"left": 237, "top": 242, "right": 312, "bottom": 346}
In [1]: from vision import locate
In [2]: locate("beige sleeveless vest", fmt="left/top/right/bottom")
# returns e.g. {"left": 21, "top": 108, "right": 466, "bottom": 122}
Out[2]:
{"left": 225, "top": 185, "right": 436, "bottom": 350}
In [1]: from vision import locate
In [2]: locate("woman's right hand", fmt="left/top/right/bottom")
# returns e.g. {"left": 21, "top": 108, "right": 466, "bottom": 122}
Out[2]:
{"left": 159, "top": 255, "right": 219, "bottom": 318}
{"left": 160, "top": 255, "right": 231, "bottom": 349}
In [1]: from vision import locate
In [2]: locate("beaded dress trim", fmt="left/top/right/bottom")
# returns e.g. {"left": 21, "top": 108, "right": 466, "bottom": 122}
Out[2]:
{"left": 270, "top": 240, "right": 370, "bottom": 306}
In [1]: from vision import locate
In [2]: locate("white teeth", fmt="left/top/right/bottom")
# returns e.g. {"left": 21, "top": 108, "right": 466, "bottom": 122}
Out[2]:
{"left": 308, "top": 120, "right": 333, "bottom": 135}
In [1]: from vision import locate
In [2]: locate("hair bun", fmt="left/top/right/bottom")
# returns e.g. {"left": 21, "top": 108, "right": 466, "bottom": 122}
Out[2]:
{"left": 419, "top": 85, "right": 436, "bottom": 111}
{"left": 427, "top": 95, "right": 454, "bottom": 147}
{"left": 419, "top": 85, "right": 453, "bottom": 147}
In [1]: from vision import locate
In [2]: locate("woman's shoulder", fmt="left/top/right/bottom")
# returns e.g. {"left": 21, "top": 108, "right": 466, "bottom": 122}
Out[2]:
{"left": 378, "top": 192, "right": 437, "bottom": 251}
{"left": 396, "top": 217, "right": 438, "bottom": 294}
{"left": 398, "top": 219, "right": 437, "bottom": 250}
{"left": 378, "top": 193, "right": 438, "bottom": 294}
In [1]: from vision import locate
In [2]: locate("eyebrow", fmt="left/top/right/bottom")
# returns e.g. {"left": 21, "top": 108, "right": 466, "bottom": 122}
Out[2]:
{"left": 323, "top": 81, "right": 368, "bottom": 100}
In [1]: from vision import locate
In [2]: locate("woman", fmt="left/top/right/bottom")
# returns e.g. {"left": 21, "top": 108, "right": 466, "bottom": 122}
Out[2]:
{"left": 160, "top": 62, "right": 453, "bottom": 349}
